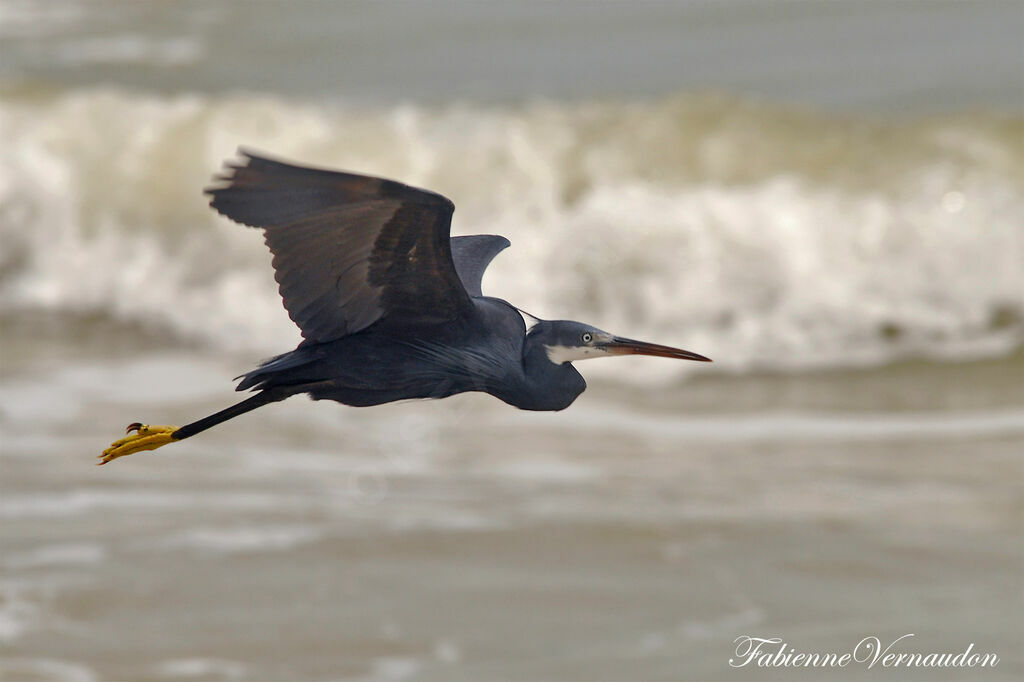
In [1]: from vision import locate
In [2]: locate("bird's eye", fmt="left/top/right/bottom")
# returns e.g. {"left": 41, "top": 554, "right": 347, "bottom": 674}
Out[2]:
{"left": 581, "top": 332, "right": 593, "bottom": 343}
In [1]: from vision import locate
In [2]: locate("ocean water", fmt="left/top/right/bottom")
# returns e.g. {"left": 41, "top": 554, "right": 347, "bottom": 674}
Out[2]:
{"left": 2, "top": 91, "right": 1022, "bottom": 378}
{"left": 1, "top": 2, "right": 1022, "bottom": 681}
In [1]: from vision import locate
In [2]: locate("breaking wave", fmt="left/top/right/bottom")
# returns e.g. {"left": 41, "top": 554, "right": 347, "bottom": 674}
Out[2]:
{"left": 1, "top": 89, "right": 1022, "bottom": 378}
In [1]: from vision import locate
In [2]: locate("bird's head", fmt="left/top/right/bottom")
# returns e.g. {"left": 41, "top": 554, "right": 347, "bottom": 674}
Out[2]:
{"left": 526, "top": 320, "right": 711, "bottom": 366}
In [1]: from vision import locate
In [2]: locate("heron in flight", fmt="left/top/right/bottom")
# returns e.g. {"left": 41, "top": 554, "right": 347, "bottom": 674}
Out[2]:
{"left": 100, "top": 151, "right": 710, "bottom": 464}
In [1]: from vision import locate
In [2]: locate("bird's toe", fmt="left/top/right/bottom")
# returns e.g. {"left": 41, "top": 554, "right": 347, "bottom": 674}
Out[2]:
{"left": 98, "top": 424, "right": 180, "bottom": 465}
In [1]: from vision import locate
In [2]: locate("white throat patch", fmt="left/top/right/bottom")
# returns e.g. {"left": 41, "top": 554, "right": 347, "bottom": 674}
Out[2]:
{"left": 544, "top": 345, "right": 607, "bottom": 365}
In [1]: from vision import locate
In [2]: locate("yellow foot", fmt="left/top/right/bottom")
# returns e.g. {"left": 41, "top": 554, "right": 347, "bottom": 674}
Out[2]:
{"left": 99, "top": 423, "right": 180, "bottom": 465}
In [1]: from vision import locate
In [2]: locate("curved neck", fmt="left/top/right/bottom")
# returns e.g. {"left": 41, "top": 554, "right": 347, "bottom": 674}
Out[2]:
{"left": 507, "top": 334, "right": 586, "bottom": 411}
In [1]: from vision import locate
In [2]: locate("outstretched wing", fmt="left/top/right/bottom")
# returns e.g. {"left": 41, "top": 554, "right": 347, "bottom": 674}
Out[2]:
{"left": 205, "top": 150, "right": 474, "bottom": 343}
{"left": 450, "top": 235, "right": 510, "bottom": 298}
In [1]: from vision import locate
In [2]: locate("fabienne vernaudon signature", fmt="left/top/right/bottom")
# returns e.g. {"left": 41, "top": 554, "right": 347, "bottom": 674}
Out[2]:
{"left": 730, "top": 634, "right": 1000, "bottom": 670}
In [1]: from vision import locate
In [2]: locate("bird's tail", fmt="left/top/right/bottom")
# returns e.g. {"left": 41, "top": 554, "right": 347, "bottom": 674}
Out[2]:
{"left": 235, "top": 346, "right": 323, "bottom": 391}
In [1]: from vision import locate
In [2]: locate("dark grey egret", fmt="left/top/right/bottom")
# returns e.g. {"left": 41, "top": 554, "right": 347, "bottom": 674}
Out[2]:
{"left": 100, "top": 151, "right": 710, "bottom": 464}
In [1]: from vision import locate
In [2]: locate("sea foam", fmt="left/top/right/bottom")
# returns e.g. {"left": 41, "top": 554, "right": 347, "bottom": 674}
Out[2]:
{"left": 1, "top": 91, "right": 1021, "bottom": 379}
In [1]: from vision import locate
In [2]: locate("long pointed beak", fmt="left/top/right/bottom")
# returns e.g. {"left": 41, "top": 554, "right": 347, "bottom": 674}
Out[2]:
{"left": 600, "top": 336, "right": 712, "bottom": 362}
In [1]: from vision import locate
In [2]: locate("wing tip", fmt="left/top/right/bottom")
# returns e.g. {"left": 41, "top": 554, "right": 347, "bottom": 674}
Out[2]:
{"left": 202, "top": 147, "right": 261, "bottom": 195}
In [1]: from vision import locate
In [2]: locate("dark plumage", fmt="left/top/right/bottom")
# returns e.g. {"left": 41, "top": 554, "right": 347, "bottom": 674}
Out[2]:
{"left": 100, "top": 150, "right": 710, "bottom": 464}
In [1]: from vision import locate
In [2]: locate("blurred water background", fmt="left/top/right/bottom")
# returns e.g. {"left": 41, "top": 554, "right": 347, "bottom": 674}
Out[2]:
{"left": 1, "top": 1, "right": 1022, "bottom": 681}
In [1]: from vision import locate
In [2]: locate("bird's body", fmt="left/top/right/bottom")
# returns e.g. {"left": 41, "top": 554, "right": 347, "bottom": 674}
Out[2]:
{"left": 101, "top": 151, "right": 708, "bottom": 463}
{"left": 239, "top": 295, "right": 584, "bottom": 412}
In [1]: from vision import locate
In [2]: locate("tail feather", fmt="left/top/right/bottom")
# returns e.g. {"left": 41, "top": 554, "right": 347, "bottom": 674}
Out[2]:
{"left": 235, "top": 346, "right": 323, "bottom": 391}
